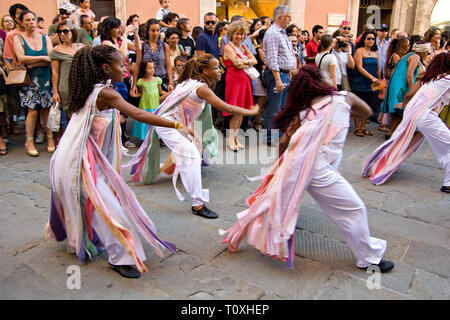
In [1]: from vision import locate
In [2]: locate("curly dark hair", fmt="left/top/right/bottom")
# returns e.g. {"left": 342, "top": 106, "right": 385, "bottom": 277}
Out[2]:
{"left": 421, "top": 52, "right": 449, "bottom": 85}
{"left": 100, "top": 16, "right": 121, "bottom": 43}
{"left": 176, "top": 54, "right": 215, "bottom": 85}
{"left": 68, "top": 45, "right": 119, "bottom": 113}
{"left": 273, "top": 65, "right": 337, "bottom": 132}
{"left": 164, "top": 27, "right": 181, "bottom": 43}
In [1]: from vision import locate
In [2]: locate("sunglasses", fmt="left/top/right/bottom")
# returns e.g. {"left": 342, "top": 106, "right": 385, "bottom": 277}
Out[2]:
{"left": 366, "top": 37, "right": 375, "bottom": 41}
{"left": 57, "top": 29, "right": 70, "bottom": 34}
{"left": 205, "top": 20, "right": 216, "bottom": 25}
{"left": 343, "top": 27, "right": 351, "bottom": 31}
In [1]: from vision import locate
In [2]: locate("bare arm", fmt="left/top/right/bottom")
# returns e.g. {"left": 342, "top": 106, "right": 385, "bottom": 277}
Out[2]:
{"left": 51, "top": 58, "right": 60, "bottom": 102}
{"left": 13, "top": 36, "right": 50, "bottom": 65}
{"left": 345, "top": 91, "right": 373, "bottom": 118}
{"left": 346, "top": 50, "right": 355, "bottom": 69}
{"left": 406, "top": 54, "right": 420, "bottom": 90}
{"left": 329, "top": 63, "right": 337, "bottom": 89}
{"left": 164, "top": 43, "right": 174, "bottom": 91}
{"left": 131, "top": 45, "right": 142, "bottom": 96}
{"left": 96, "top": 87, "right": 193, "bottom": 135}
{"left": 223, "top": 44, "right": 246, "bottom": 69}
{"left": 196, "top": 86, "right": 259, "bottom": 117}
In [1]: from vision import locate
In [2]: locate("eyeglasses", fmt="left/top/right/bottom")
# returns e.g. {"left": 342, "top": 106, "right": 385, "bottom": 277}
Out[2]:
{"left": 57, "top": 29, "right": 70, "bottom": 34}
{"left": 4, "top": 19, "right": 14, "bottom": 23}
{"left": 366, "top": 37, "right": 375, "bottom": 41}
{"left": 205, "top": 20, "right": 216, "bottom": 25}
{"left": 343, "top": 27, "right": 351, "bottom": 31}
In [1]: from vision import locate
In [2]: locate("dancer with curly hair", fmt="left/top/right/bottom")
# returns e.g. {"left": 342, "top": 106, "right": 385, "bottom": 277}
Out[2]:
{"left": 363, "top": 52, "right": 450, "bottom": 193}
{"left": 125, "top": 54, "right": 259, "bottom": 219}
{"left": 45, "top": 45, "right": 194, "bottom": 278}
{"left": 220, "top": 65, "right": 395, "bottom": 272}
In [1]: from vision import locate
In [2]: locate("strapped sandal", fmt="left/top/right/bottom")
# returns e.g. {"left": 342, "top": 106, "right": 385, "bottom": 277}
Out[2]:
{"left": 354, "top": 129, "right": 364, "bottom": 137}
{"left": 364, "top": 130, "right": 374, "bottom": 136}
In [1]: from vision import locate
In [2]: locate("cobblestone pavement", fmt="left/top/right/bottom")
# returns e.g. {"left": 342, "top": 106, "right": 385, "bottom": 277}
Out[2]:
{"left": 0, "top": 120, "right": 449, "bottom": 300}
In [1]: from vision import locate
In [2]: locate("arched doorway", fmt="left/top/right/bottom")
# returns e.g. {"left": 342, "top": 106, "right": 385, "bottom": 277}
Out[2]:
{"left": 430, "top": 0, "right": 450, "bottom": 31}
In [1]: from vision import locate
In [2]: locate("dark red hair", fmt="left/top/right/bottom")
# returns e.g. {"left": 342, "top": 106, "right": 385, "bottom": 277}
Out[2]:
{"left": 273, "top": 65, "right": 336, "bottom": 132}
{"left": 421, "top": 52, "right": 450, "bottom": 85}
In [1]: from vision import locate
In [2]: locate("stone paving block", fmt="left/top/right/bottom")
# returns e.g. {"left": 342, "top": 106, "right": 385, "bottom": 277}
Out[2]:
{"left": 367, "top": 208, "right": 449, "bottom": 250}
{"left": 135, "top": 204, "right": 232, "bottom": 262}
{"left": 143, "top": 251, "right": 266, "bottom": 300}
{"left": 210, "top": 243, "right": 334, "bottom": 300}
{"left": 406, "top": 269, "right": 450, "bottom": 300}
{"left": 405, "top": 204, "right": 450, "bottom": 227}
{"left": 401, "top": 240, "right": 450, "bottom": 278}
{"left": 312, "top": 271, "right": 409, "bottom": 300}
{"left": 14, "top": 238, "right": 174, "bottom": 300}
{"left": 293, "top": 229, "right": 416, "bottom": 295}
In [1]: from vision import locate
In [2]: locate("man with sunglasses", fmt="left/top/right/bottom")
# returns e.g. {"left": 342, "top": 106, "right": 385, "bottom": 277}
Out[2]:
{"left": 339, "top": 20, "right": 355, "bottom": 54}
{"left": 195, "top": 12, "right": 219, "bottom": 59}
{"left": 376, "top": 24, "right": 390, "bottom": 79}
{"left": 48, "top": 4, "right": 76, "bottom": 46}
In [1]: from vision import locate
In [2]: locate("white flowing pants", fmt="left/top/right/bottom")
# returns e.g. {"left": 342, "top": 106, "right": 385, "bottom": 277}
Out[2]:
{"left": 155, "top": 125, "right": 209, "bottom": 207}
{"left": 86, "top": 177, "right": 146, "bottom": 266}
{"left": 417, "top": 110, "right": 450, "bottom": 186}
{"left": 307, "top": 164, "right": 386, "bottom": 268}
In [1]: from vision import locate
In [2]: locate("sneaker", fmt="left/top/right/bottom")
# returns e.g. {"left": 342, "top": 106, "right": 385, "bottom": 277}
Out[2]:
{"left": 108, "top": 263, "right": 141, "bottom": 278}
{"left": 192, "top": 206, "right": 219, "bottom": 219}
{"left": 358, "top": 259, "right": 395, "bottom": 273}
{"left": 124, "top": 141, "right": 136, "bottom": 148}
{"left": 35, "top": 132, "right": 45, "bottom": 144}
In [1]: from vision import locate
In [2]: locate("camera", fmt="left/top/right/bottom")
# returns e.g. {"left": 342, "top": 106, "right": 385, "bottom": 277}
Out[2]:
{"left": 338, "top": 41, "right": 348, "bottom": 49}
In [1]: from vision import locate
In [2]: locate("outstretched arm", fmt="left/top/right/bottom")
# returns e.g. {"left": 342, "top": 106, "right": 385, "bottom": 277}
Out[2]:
{"left": 346, "top": 91, "right": 373, "bottom": 118}
{"left": 196, "top": 86, "right": 259, "bottom": 117}
{"left": 97, "top": 87, "right": 193, "bottom": 136}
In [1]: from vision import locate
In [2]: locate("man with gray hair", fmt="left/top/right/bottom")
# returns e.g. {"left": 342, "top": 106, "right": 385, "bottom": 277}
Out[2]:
{"left": 262, "top": 4, "right": 296, "bottom": 145}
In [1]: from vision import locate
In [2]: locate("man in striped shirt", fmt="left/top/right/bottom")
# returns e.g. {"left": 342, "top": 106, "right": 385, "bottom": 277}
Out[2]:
{"left": 263, "top": 4, "right": 296, "bottom": 144}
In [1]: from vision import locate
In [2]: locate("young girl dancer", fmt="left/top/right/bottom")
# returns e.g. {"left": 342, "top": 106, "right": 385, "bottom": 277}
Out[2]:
{"left": 125, "top": 54, "right": 259, "bottom": 219}
{"left": 132, "top": 59, "right": 167, "bottom": 140}
{"left": 363, "top": 52, "right": 450, "bottom": 193}
{"left": 45, "top": 45, "right": 194, "bottom": 278}
{"left": 220, "top": 66, "right": 395, "bottom": 272}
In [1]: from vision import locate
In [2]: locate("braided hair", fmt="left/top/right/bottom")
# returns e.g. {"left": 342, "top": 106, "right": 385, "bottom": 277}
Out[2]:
{"left": 68, "top": 45, "right": 119, "bottom": 113}
{"left": 176, "top": 54, "right": 215, "bottom": 85}
{"left": 421, "top": 52, "right": 450, "bottom": 85}
{"left": 273, "top": 65, "right": 336, "bottom": 132}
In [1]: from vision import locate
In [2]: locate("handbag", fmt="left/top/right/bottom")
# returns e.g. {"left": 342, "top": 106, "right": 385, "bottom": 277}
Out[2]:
{"left": 243, "top": 66, "right": 260, "bottom": 80}
{"left": 5, "top": 35, "right": 30, "bottom": 87}
{"left": 5, "top": 67, "right": 30, "bottom": 87}
{"left": 0, "top": 67, "right": 7, "bottom": 94}
{"left": 47, "top": 101, "right": 61, "bottom": 132}
{"left": 334, "top": 52, "right": 351, "bottom": 91}
{"left": 230, "top": 42, "right": 260, "bottom": 80}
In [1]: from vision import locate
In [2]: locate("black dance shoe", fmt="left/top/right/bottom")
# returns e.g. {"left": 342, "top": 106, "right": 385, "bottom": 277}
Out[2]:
{"left": 358, "top": 259, "right": 395, "bottom": 273}
{"left": 441, "top": 186, "right": 450, "bottom": 193}
{"left": 192, "top": 206, "right": 219, "bottom": 219}
{"left": 109, "top": 263, "right": 141, "bottom": 278}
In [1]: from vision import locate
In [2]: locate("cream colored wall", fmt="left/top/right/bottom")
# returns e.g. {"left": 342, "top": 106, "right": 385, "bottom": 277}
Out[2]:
{"left": 303, "top": 0, "right": 349, "bottom": 34}
{"left": 0, "top": 0, "right": 57, "bottom": 32}
{"left": 126, "top": 0, "right": 201, "bottom": 26}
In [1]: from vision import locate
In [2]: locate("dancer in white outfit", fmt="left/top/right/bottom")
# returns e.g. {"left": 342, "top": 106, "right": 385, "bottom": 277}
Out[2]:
{"left": 363, "top": 52, "right": 450, "bottom": 193}
{"left": 221, "top": 66, "right": 394, "bottom": 272}
{"left": 126, "top": 54, "right": 259, "bottom": 219}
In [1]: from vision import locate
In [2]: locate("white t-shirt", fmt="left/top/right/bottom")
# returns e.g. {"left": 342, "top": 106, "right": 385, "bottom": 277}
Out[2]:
{"left": 315, "top": 52, "right": 337, "bottom": 82}
{"left": 332, "top": 50, "right": 349, "bottom": 86}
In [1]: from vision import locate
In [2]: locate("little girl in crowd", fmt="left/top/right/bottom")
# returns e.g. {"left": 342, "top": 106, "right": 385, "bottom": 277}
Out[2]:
{"left": 132, "top": 59, "right": 168, "bottom": 140}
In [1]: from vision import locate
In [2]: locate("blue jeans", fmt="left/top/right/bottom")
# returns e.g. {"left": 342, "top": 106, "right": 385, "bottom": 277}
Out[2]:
{"left": 262, "top": 70, "right": 289, "bottom": 141}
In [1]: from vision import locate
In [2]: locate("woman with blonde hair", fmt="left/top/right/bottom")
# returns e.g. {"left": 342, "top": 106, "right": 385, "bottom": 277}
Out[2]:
{"left": 222, "top": 21, "right": 257, "bottom": 151}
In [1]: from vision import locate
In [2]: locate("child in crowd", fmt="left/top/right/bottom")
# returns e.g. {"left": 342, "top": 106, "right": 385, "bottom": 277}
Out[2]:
{"left": 132, "top": 59, "right": 168, "bottom": 140}
{"left": 156, "top": 0, "right": 173, "bottom": 29}
{"left": 76, "top": 0, "right": 95, "bottom": 23}
{"left": 173, "top": 55, "right": 186, "bottom": 85}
